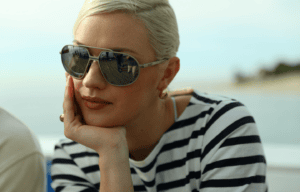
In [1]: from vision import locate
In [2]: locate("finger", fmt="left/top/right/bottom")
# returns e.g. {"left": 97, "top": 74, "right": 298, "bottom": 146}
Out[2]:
{"left": 73, "top": 94, "right": 84, "bottom": 123}
{"left": 169, "top": 88, "right": 194, "bottom": 96}
{"left": 65, "top": 72, "right": 69, "bottom": 82}
{"left": 63, "top": 76, "right": 75, "bottom": 124}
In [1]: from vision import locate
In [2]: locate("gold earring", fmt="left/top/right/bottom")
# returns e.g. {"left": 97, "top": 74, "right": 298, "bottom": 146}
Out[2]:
{"left": 60, "top": 114, "right": 64, "bottom": 122}
{"left": 159, "top": 91, "right": 168, "bottom": 99}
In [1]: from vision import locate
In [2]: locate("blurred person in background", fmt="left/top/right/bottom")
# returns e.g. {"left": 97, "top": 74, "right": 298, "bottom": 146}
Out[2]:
{"left": 0, "top": 107, "right": 46, "bottom": 192}
{"left": 52, "top": 0, "right": 268, "bottom": 191}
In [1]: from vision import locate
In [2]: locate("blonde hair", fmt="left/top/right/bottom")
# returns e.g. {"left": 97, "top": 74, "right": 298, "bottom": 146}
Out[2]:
{"left": 73, "top": 0, "right": 180, "bottom": 61}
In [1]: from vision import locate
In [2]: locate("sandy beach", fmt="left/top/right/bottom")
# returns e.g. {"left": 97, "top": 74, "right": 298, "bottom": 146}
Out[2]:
{"left": 169, "top": 72, "right": 300, "bottom": 95}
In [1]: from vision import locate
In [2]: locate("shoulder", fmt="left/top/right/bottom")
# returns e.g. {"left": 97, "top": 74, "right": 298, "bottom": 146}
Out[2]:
{"left": 176, "top": 90, "right": 248, "bottom": 119}
{"left": 173, "top": 90, "right": 258, "bottom": 145}
{"left": 184, "top": 90, "right": 262, "bottom": 157}
{"left": 189, "top": 90, "right": 237, "bottom": 106}
{"left": 168, "top": 90, "right": 255, "bottom": 141}
{"left": 190, "top": 90, "right": 253, "bottom": 124}
{"left": 184, "top": 92, "right": 267, "bottom": 190}
{"left": 0, "top": 107, "right": 42, "bottom": 152}
{"left": 0, "top": 107, "right": 44, "bottom": 172}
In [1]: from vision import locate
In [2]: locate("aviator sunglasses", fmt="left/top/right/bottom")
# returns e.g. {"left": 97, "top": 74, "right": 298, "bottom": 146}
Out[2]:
{"left": 60, "top": 41, "right": 169, "bottom": 86}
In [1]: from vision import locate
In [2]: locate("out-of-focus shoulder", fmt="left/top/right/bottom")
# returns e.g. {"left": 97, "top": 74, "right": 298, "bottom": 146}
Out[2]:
{"left": 0, "top": 107, "right": 43, "bottom": 174}
{"left": 0, "top": 107, "right": 41, "bottom": 150}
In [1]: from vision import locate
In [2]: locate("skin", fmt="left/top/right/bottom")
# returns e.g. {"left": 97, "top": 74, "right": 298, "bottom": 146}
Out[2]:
{"left": 62, "top": 11, "right": 194, "bottom": 191}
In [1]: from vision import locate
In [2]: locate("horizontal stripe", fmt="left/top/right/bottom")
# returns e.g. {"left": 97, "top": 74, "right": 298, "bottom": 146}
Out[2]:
{"left": 192, "top": 92, "right": 222, "bottom": 105}
{"left": 55, "top": 186, "right": 64, "bottom": 192}
{"left": 203, "top": 155, "right": 266, "bottom": 175}
{"left": 82, "top": 165, "right": 99, "bottom": 174}
{"left": 70, "top": 152, "right": 99, "bottom": 159}
{"left": 52, "top": 174, "right": 90, "bottom": 183}
{"left": 80, "top": 188, "right": 98, "bottom": 192}
{"left": 128, "top": 150, "right": 202, "bottom": 188}
{"left": 52, "top": 158, "right": 77, "bottom": 165}
{"left": 134, "top": 137, "right": 193, "bottom": 173}
{"left": 221, "top": 135, "right": 261, "bottom": 147}
{"left": 94, "top": 183, "right": 100, "bottom": 191}
{"left": 61, "top": 141, "right": 78, "bottom": 147}
{"left": 200, "top": 175, "right": 266, "bottom": 188}
{"left": 133, "top": 185, "right": 147, "bottom": 191}
{"left": 157, "top": 149, "right": 201, "bottom": 173}
{"left": 55, "top": 183, "right": 98, "bottom": 192}
{"left": 166, "top": 107, "right": 214, "bottom": 134}
{"left": 54, "top": 141, "right": 78, "bottom": 150}
{"left": 157, "top": 171, "right": 201, "bottom": 191}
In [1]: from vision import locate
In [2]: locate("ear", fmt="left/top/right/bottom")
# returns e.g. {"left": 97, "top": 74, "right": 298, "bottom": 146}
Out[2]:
{"left": 157, "top": 57, "right": 180, "bottom": 92}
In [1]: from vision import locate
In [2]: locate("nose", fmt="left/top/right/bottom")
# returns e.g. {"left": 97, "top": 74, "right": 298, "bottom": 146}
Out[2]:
{"left": 82, "top": 60, "right": 107, "bottom": 89}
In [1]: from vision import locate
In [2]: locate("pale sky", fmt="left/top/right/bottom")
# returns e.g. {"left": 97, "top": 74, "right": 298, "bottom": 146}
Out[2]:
{"left": 1, "top": 0, "right": 299, "bottom": 138}
{"left": 1, "top": 0, "right": 299, "bottom": 90}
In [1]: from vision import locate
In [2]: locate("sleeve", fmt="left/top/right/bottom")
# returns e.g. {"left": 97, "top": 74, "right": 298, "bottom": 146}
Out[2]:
{"left": 0, "top": 153, "right": 46, "bottom": 192}
{"left": 199, "top": 100, "right": 268, "bottom": 192}
{"left": 50, "top": 141, "right": 99, "bottom": 192}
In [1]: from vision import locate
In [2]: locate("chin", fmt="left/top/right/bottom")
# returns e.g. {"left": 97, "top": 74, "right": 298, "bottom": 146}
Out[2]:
{"left": 83, "top": 114, "right": 126, "bottom": 128}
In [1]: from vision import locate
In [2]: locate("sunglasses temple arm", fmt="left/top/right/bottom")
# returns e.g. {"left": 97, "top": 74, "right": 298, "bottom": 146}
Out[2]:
{"left": 139, "top": 59, "right": 169, "bottom": 69}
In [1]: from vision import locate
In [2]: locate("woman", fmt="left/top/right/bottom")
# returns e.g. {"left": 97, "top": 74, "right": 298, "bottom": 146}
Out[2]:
{"left": 52, "top": 0, "right": 268, "bottom": 191}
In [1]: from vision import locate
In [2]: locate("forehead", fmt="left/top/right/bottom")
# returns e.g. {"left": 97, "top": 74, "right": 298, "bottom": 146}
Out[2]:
{"left": 73, "top": 39, "right": 139, "bottom": 55}
{"left": 74, "top": 12, "right": 150, "bottom": 54}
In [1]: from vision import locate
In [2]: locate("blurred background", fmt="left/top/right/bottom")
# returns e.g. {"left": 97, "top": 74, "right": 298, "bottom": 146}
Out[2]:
{"left": 1, "top": 0, "right": 299, "bottom": 191}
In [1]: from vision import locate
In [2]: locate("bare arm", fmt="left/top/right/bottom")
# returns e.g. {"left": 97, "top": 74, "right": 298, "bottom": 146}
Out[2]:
{"left": 63, "top": 74, "right": 134, "bottom": 192}
{"left": 168, "top": 88, "right": 193, "bottom": 97}
{"left": 98, "top": 148, "right": 134, "bottom": 192}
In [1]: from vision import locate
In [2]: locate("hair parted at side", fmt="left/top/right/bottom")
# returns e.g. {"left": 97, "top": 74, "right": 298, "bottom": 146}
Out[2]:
{"left": 73, "top": 0, "right": 180, "bottom": 61}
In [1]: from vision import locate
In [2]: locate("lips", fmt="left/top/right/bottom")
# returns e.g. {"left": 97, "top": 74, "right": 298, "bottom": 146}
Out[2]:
{"left": 82, "top": 96, "right": 112, "bottom": 104}
{"left": 82, "top": 96, "right": 112, "bottom": 110}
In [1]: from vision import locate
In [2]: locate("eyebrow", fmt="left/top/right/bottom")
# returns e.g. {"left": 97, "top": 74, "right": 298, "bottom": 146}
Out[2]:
{"left": 73, "top": 40, "right": 138, "bottom": 55}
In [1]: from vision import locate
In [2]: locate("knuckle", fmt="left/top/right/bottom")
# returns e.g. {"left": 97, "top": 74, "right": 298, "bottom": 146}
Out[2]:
{"left": 64, "top": 129, "right": 72, "bottom": 140}
{"left": 64, "top": 124, "right": 74, "bottom": 140}
{"left": 64, "top": 117, "right": 80, "bottom": 140}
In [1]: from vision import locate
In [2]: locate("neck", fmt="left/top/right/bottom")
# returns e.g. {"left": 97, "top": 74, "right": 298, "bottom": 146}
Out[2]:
{"left": 125, "top": 96, "right": 173, "bottom": 160}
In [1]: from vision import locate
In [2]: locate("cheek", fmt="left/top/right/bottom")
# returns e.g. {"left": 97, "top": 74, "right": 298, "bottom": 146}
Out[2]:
{"left": 74, "top": 81, "right": 83, "bottom": 92}
{"left": 120, "top": 87, "right": 138, "bottom": 100}
{"left": 74, "top": 81, "right": 83, "bottom": 100}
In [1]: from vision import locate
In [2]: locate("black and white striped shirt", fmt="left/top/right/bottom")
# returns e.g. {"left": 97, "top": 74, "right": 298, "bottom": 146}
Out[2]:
{"left": 51, "top": 90, "right": 268, "bottom": 192}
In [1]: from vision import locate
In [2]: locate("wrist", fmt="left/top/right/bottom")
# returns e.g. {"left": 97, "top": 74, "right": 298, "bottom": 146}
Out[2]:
{"left": 98, "top": 143, "right": 129, "bottom": 165}
{"left": 98, "top": 147, "right": 133, "bottom": 192}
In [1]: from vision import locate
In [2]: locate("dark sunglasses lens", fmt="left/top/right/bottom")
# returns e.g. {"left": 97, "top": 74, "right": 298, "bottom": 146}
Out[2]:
{"left": 61, "top": 45, "right": 89, "bottom": 78}
{"left": 99, "top": 52, "right": 139, "bottom": 86}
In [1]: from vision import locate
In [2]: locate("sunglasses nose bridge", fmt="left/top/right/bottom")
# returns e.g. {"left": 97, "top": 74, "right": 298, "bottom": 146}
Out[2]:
{"left": 90, "top": 56, "right": 99, "bottom": 61}
{"left": 89, "top": 56, "right": 100, "bottom": 67}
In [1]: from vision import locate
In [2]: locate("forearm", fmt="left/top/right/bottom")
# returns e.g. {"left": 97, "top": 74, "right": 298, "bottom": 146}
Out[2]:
{"left": 98, "top": 149, "right": 134, "bottom": 192}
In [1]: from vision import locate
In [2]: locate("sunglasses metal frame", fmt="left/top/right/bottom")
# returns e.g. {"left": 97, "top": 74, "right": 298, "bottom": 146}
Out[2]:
{"left": 60, "top": 44, "right": 169, "bottom": 86}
